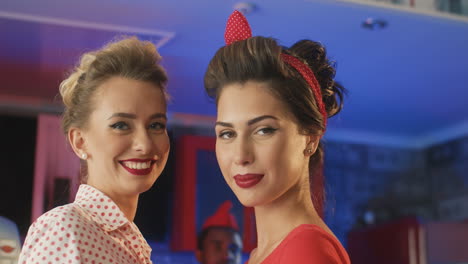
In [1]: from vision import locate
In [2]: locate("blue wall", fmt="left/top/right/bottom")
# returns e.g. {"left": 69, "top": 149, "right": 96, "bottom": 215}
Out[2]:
{"left": 324, "top": 135, "right": 468, "bottom": 246}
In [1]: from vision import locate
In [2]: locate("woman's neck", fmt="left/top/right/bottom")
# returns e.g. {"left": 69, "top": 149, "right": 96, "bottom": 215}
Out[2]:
{"left": 250, "top": 180, "right": 323, "bottom": 263}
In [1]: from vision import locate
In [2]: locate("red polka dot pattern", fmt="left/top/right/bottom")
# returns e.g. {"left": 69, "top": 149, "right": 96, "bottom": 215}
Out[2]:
{"left": 19, "top": 185, "right": 153, "bottom": 263}
{"left": 224, "top": 10, "right": 252, "bottom": 45}
{"left": 281, "top": 53, "right": 327, "bottom": 130}
{"left": 223, "top": 10, "right": 327, "bottom": 131}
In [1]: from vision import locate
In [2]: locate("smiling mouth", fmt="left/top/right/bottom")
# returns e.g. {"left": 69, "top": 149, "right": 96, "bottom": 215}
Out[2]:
{"left": 119, "top": 159, "right": 156, "bottom": 176}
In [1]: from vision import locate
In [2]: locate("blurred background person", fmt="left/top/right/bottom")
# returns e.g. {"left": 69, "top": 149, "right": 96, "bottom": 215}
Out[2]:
{"left": 0, "top": 216, "right": 21, "bottom": 264}
{"left": 196, "top": 201, "right": 243, "bottom": 264}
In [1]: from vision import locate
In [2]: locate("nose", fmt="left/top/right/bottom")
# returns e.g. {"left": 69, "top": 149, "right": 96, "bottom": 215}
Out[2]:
{"left": 233, "top": 136, "right": 254, "bottom": 166}
{"left": 132, "top": 128, "right": 153, "bottom": 155}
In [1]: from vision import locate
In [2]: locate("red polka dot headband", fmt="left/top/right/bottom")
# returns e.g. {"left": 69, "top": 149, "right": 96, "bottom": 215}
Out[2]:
{"left": 224, "top": 10, "right": 327, "bottom": 130}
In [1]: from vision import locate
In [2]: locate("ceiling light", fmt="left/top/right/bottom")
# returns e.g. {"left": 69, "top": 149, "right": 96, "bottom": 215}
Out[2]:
{"left": 362, "top": 17, "right": 388, "bottom": 30}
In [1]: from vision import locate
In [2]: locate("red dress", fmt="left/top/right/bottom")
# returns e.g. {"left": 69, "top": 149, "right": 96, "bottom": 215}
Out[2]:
{"left": 246, "top": 224, "right": 350, "bottom": 264}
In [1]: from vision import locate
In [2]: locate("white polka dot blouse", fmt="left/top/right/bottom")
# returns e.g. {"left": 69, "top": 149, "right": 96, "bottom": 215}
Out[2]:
{"left": 19, "top": 184, "right": 152, "bottom": 264}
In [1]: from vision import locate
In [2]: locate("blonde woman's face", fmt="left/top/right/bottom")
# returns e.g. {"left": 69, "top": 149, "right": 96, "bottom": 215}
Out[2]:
{"left": 215, "top": 81, "right": 311, "bottom": 207}
{"left": 82, "top": 77, "right": 170, "bottom": 198}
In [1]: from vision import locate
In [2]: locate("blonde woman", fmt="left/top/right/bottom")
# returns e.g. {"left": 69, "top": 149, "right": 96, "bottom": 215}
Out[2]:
{"left": 19, "top": 37, "right": 170, "bottom": 264}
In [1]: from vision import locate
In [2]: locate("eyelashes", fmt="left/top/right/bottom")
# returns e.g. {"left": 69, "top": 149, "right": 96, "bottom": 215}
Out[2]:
{"left": 109, "top": 121, "right": 166, "bottom": 132}
{"left": 257, "top": 127, "right": 277, "bottom": 135}
{"left": 218, "top": 130, "right": 235, "bottom": 139}
{"left": 110, "top": 121, "right": 128, "bottom": 130}
{"left": 217, "top": 126, "right": 278, "bottom": 139}
{"left": 149, "top": 122, "right": 166, "bottom": 130}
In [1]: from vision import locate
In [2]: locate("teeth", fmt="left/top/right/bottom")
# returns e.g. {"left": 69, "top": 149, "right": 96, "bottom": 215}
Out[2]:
{"left": 123, "top": 161, "right": 151, "bottom": 170}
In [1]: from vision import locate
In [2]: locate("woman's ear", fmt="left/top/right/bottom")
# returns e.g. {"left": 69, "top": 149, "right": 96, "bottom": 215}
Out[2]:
{"left": 304, "top": 135, "right": 320, "bottom": 156}
{"left": 68, "top": 127, "right": 88, "bottom": 159}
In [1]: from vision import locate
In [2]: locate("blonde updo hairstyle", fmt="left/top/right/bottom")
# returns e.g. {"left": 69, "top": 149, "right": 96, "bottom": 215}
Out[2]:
{"left": 59, "top": 37, "right": 168, "bottom": 182}
{"left": 60, "top": 37, "right": 168, "bottom": 135}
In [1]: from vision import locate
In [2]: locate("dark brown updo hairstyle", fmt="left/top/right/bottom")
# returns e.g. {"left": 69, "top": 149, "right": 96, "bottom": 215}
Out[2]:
{"left": 59, "top": 37, "right": 169, "bottom": 183}
{"left": 204, "top": 36, "right": 345, "bottom": 216}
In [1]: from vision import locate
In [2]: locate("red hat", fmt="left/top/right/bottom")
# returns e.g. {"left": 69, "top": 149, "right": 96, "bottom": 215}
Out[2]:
{"left": 202, "top": 200, "right": 239, "bottom": 230}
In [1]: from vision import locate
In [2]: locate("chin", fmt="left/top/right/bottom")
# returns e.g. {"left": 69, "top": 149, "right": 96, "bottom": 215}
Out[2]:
{"left": 141, "top": 178, "right": 159, "bottom": 193}
{"left": 236, "top": 187, "right": 279, "bottom": 208}
{"left": 139, "top": 183, "right": 153, "bottom": 193}
{"left": 238, "top": 200, "right": 257, "bottom": 208}
{"left": 233, "top": 191, "right": 261, "bottom": 208}
{"left": 128, "top": 177, "right": 157, "bottom": 195}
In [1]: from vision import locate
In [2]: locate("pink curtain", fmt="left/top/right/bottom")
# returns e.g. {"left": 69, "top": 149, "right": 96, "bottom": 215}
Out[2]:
{"left": 31, "top": 114, "right": 80, "bottom": 222}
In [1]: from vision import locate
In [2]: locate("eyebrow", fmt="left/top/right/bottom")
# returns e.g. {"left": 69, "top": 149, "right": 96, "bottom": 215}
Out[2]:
{"left": 215, "top": 115, "right": 278, "bottom": 128}
{"left": 107, "top": 113, "right": 167, "bottom": 120}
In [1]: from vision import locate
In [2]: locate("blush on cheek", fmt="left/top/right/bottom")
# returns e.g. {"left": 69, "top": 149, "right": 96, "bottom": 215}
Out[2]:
{"left": 158, "top": 137, "right": 170, "bottom": 154}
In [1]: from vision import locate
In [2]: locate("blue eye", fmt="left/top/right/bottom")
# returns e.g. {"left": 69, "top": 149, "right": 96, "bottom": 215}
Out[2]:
{"left": 149, "top": 122, "right": 166, "bottom": 131}
{"left": 110, "top": 122, "right": 129, "bottom": 130}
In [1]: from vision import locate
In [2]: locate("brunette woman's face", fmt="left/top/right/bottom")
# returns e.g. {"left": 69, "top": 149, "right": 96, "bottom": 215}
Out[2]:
{"left": 215, "top": 81, "right": 312, "bottom": 207}
{"left": 75, "top": 77, "right": 170, "bottom": 198}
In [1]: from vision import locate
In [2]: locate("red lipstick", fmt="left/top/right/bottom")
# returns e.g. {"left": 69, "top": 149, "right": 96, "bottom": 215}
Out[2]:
{"left": 233, "top": 174, "right": 264, "bottom": 188}
{"left": 0, "top": 245, "right": 14, "bottom": 253}
{"left": 119, "top": 159, "right": 155, "bottom": 176}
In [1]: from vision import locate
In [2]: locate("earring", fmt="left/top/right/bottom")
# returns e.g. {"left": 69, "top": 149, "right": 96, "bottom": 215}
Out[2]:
{"left": 81, "top": 153, "right": 88, "bottom": 160}
{"left": 306, "top": 149, "right": 313, "bottom": 155}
